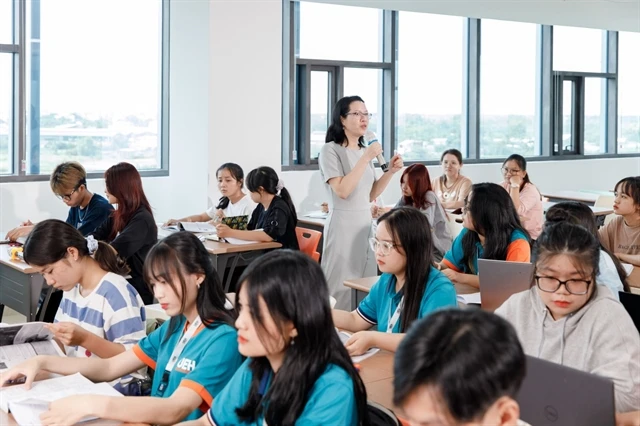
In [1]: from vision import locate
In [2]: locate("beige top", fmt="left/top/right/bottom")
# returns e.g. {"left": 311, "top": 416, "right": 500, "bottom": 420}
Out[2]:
{"left": 599, "top": 215, "right": 640, "bottom": 255}
{"left": 431, "top": 175, "right": 473, "bottom": 205}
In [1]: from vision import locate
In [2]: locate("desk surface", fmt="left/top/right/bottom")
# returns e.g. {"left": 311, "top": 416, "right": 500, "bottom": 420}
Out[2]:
{"left": 298, "top": 216, "right": 327, "bottom": 228}
{"left": 541, "top": 190, "right": 599, "bottom": 204}
{"left": 344, "top": 275, "right": 478, "bottom": 295}
{"left": 0, "top": 246, "right": 36, "bottom": 274}
{"left": 542, "top": 201, "right": 613, "bottom": 216}
{"left": 202, "top": 239, "right": 281, "bottom": 254}
{"left": 359, "top": 350, "right": 400, "bottom": 414}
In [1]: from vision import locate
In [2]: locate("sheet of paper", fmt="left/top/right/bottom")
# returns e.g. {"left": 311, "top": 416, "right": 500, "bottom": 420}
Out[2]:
{"left": 304, "top": 211, "right": 328, "bottom": 219}
{"left": 224, "top": 237, "right": 260, "bottom": 245}
{"left": 457, "top": 292, "right": 482, "bottom": 305}
{"left": 621, "top": 263, "right": 634, "bottom": 276}
{"left": 337, "top": 330, "right": 381, "bottom": 363}
{"left": 180, "top": 222, "right": 217, "bottom": 233}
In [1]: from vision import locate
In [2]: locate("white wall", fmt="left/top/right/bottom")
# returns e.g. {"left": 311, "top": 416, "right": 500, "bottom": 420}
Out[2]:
{"left": 0, "top": 0, "right": 211, "bottom": 230}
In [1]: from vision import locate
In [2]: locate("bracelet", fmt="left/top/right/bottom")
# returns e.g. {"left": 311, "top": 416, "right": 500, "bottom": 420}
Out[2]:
{"left": 510, "top": 183, "right": 520, "bottom": 188}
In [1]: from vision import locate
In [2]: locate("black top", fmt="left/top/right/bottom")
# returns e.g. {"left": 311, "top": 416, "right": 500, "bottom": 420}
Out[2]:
{"left": 91, "top": 207, "right": 157, "bottom": 304}
{"left": 66, "top": 193, "right": 113, "bottom": 236}
{"left": 248, "top": 197, "right": 299, "bottom": 250}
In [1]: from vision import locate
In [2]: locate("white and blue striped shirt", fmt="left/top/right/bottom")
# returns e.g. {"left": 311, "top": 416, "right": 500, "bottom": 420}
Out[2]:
{"left": 55, "top": 272, "right": 147, "bottom": 358}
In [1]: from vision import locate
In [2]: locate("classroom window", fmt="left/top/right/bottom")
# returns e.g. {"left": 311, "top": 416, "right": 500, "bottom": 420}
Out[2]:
{"left": 1, "top": 0, "right": 169, "bottom": 181}
{"left": 309, "top": 70, "right": 331, "bottom": 160}
{"left": 0, "top": 53, "right": 13, "bottom": 174}
{"left": 1, "top": 0, "right": 13, "bottom": 44}
{"left": 617, "top": 32, "right": 640, "bottom": 154}
{"left": 583, "top": 78, "right": 606, "bottom": 155}
{"left": 397, "top": 12, "right": 464, "bottom": 162}
{"left": 343, "top": 68, "right": 383, "bottom": 139}
{"left": 553, "top": 26, "right": 605, "bottom": 73}
{"left": 480, "top": 19, "right": 538, "bottom": 159}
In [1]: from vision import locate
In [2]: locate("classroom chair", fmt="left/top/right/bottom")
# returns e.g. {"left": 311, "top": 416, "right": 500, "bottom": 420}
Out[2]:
{"left": 296, "top": 227, "right": 322, "bottom": 262}
{"left": 446, "top": 215, "right": 464, "bottom": 240}
{"left": 595, "top": 194, "right": 616, "bottom": 226}
{"left": 367, "top": 401, "right": 400, "bottom": 425}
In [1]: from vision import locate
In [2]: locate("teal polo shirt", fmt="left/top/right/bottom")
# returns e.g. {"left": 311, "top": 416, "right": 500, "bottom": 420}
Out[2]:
{"left": 207, "top": 359, "right": 359, "bottom": 425}
{"left": 356, "top": 267, "right": 458, "bottom": 333}
{"left": 133, "top": 316, "right": 243, "bottom": 421}
{"left": 442, "top": 228, "right": 530, "bottom": 274}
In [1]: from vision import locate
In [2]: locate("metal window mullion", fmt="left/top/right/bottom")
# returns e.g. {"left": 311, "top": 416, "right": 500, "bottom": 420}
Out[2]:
{"left": 381, "top": 10, "right": 396, "bottom": 158}
{"left": 296, "top": 58, "right": 391, "bottom": 69}
{"left": 282, "top": 1, "right": 294, "bottom": 166}
{"left": 539, "top": 25, "right": 552, "bottom": 157}
{"left": 16, "top": 0, "right": 26, "bottom": 176}
{"left": 605, "top": 31, "right": 618, "bottom": 154}
{"left": 160, "top": 0, "right": 170, "bottom": 171}
{"left": 465, "top": 18, "right": 480, "bottom": 160}
{"left": 576, "top": 78, "right": 585, "bottom": 155}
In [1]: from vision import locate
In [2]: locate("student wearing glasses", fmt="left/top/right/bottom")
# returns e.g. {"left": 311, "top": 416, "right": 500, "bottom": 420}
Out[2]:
{"left": 332, "top": 208, "right": 457, "bottom": 356}
{"left": 5, "top": 161, "right": 113, "bottom": 241}
{"left": 319, "top": 95, "right": 404, "bottom": 310}
{"left": 499, "top": 154, "right": 543, "bottom": 240}
{"left": 496, "top": 222, "right": 640, "bottom": 413}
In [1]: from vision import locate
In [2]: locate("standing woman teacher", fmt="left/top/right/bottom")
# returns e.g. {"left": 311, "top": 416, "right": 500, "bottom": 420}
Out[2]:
{"left": 319, "top": 96, "right": 403, "bottom": 309}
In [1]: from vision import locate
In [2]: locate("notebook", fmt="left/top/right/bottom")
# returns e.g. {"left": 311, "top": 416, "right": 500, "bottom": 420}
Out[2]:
{"left": 221, "top": 215, "right": 249, "bottom": 230}
{"left": 477, "top": 259, "right": 534, "bottom": 312}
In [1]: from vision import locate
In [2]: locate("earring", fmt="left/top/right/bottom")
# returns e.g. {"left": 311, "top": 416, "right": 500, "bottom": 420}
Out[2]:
{"left": 290, "top": 337, "right": 295, "bottom": 346}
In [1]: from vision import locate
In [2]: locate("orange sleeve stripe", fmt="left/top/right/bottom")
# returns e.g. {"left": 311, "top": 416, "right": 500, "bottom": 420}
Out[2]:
{"left": 506, "top": 239, "right": 531, "bottom": 263}
{"left": 180, "top": 379, "right": 214, "bottom": 410}
{"left": 442, "top": 258, "right": 461, "bottom": 272}
{"left": 132, "top": 344, "right": 157, "bottom": 370}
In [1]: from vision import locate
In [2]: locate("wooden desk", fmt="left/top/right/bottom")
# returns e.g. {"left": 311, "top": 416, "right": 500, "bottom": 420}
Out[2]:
{"left": 359, "top": 350, "right": 399, "bottom": 414}
{"left": 0, "top": 247, "right": 45, "bottom": 322}
{"left": 541, "top": 190, "right": 599, "bottom": 205}
{"left": 542, "top": 201, "right": 613, "bottom": 217}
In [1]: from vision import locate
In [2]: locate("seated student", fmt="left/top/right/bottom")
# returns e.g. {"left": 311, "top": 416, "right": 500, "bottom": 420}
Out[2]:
{"left": 394, "top": 309, "right": 528, "bottom": 426}
{"left": 431, "top": 149, "right": 473, "bottom": 210}
{"left": 392, "top": 164, "right": 451, "bottom": 261}
{"left": 182, "top": 250, "right": 369, "bottom": 426}
{"left": 332, "top": 207, "right": 457, "bottom": 356}
{"left": 164, "top": 163, "right": 256, "bottom": 226}
{"left": 439, "top": 182, "right": 531, "bottom": 289}
{"left": 546, "top": 201, "right": 630, "bottom": 299}
{"left": 599, "top": 176, "right": 640, "bottom": 268}
{"left": 23, "top": 220, "right": 146, "bottom": 362}
{"left": 0, "top": 232, "right": 243, "bottom": 425}
{"left": 499, "top": 154, "right": 543, "bottom": 240}
{"left": 91, "top": 162, "right": 157, "bottom": 304}
{"left": 495, "top": 222, "right": 640, "bottom": 413}
{"left": 5, "top": 161, "right": 113, "bottom": 241}
{"left": 216, "top": 166, "right": 299, "bottom": 250}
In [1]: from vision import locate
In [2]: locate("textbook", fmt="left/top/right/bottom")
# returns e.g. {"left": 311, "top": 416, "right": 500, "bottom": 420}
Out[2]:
{"left": 178, "top": 222, "right": 217, "bottom": 233}
{"left": 0, "top": 322, "right": 64, "bottom": 372}
{"left": 337, "top": 330, "right": 380, "bottom": 363}
{"left": 0, "top": 373, "right": 123, "bottom": 425}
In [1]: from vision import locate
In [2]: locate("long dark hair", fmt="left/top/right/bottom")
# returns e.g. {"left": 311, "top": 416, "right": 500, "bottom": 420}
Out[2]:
{"left": 215, "top": 163, "right": 245, "bottom": 210}
{"left": 245, "top": 166, "right": 297, "bottom": 227}
{"left": 378, "top": 207, "right": 435, "bottom": 332}
{"left": 234, "top": 250, "right": 369, "bottom": 426}
{"left": 503, "top": 154, "right": 532, "bottom": 191}
{"left": 393, "top": 309, "right": 526, "bottom": 422}
{"left": 533, "top": 222, "right": 600, "bottom": 303}
{"left": 23, "top": 219, "right": 129, "bottom": 276}
{"left": 400, "top": 164, "right": 433, "bottom": 210}
{"left": 143, "top": 232, "right": 236, "bottom": 337}
{"left": 104, "top": 162, "right": 154, "bottom": 241}
{"left": 462, "top": 183, "right": 530, "bottom": 273}
{"left": 325, "top": 96, "right": 366, "bottom": 147}
{"left": 545, "top": 202, "right": 629, "bottom": 292}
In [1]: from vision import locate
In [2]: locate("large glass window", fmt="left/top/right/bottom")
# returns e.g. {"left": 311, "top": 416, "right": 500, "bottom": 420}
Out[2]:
{"left": 0, "top": 53, "right": 12, "bottom": 174}
{"left": 480, "top": 19, "right": 537, "bottom": 159}
{"left": 397, "top": 12, "right": 464, "bottom": 161}
{"left": 553, "top": 26, "right": 605, "bottom": 72}
{"left": 583, "top": 78, "right": 606, "bottom": 155}
{"left": 25, "top": 0, "right": 163, "bottom": 174}
{"left": 618, "top": 32, "right": 640, "bottom": 154}
{"left": 309, "top": 70, "right": 330, "bottom": 160}
{"left": 1, "top": 0, "right": 13, "bottom": 44}
{"left": 298, "top": 2, "right": 382, "bottom": 62}
{"left": 343, "top": 68, "right": 382, "bottom": 138}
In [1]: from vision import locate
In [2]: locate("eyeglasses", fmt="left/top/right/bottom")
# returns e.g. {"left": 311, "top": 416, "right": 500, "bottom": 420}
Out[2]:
{"left": 346, "top": 111, "right": 373, "bottom": 120}
{"left": 56, "top": 179, "right": 85, "bottom": 202}
{"left": 501, "top": 167, "right": 522, "bottom": 175}
{"left": 535, "top": 275, "right": 592, "bottom": 295}
{"left": 369, "top": 238, "right": 399, "bottom": 256}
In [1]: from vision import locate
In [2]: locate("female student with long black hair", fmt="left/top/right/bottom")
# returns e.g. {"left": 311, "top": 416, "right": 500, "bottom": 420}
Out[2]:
{"left": 91, "top": 162, "right": 157, "bottom": 304}
{"left": 215, "top": 166, "right": 299, "bottom": 250}
{"left": 23, "top": 219, "right": 145, "bottom": 362}
{"left": 439, "top": 183, "right": 531, "bottom": 289}
{"left": 164, "top": 163, "right": 256, "bottom": 225}
{"left": 182, "top": 250, "right": 369, "bottom": 426}
{"left": 496, "top": 222, "right": 640, "bottom": 413}
{"left": 546, "top": 201, "right": 629, "bottom": 299}
{"left": 599, "top": 176, "right": 640, "bottom": 268}
{"left": 394, "top": 163, "right": 451, "bottom": 261}
{"left": 333, "top": 207, "right": 457, "bottom": 356}
{"left": 0, "top": 232, "right": 243, "bottom": 425}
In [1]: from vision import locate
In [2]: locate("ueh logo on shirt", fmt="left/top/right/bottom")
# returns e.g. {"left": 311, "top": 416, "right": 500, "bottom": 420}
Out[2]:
{"left": 175, "top": 358, "right": 197, "bottom": 373}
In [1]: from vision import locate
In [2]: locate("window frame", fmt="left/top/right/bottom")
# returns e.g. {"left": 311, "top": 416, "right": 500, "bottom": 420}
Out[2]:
{"left": 0, "top": 0, "right": 171, "bottom": 182}
{"left": 282, "top": 1, "right": 639, "bottom": 171}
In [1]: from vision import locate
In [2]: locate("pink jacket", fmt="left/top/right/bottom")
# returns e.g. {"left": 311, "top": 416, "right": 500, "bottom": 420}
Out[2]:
{"left": 501, "top": 181, "right": 543, "bottom": 240}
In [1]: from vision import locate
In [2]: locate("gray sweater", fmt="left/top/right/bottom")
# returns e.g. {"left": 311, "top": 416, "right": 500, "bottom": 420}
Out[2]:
{"left": 495, "top": 286, "right": 640, "bottom": 412}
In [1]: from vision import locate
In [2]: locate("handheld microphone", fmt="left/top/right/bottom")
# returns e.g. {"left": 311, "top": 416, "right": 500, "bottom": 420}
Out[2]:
{"left": 365, "top": 130, "right": 388, "bottom": 172}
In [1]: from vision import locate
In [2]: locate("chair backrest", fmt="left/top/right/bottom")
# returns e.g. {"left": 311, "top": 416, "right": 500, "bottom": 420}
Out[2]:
{"left": 296, "top": 227, "right": 322, "bottom": 262}
{"left": 367, "top": 401, "right": 400, "bottom": 426}
{"left": 446, "top": 215, "right": 464, "bottom": 241}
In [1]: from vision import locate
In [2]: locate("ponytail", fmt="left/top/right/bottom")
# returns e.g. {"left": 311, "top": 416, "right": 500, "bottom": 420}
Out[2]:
{"left": 93, "top": 241, "right": 130, "bottom": 276}
{"left": 278, "top": 187, "right": 298, "bottom": 227}
{"left": 246, "top": 166, "right": 297, "bottom": 224}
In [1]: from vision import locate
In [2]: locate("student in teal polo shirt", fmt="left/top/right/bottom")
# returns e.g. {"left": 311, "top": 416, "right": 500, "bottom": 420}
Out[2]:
{"left": 333, "top": 207, "right": 458, "bottom": 356}
{"left": 0, "top": 232, "right": 242, "bottom": 425}
{"left": 439, "top": 183, "right": 531, "bottom": 289}
{"left": 181, "top": 250, "right": 369, "bottom": 426}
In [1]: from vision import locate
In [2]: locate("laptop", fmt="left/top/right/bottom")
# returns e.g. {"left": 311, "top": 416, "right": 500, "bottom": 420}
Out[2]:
{"left": 619, "top": 291, "right": 640, "bottom": 333}
{"left": 477, "top": 259, "right": 534, "bottom": 312}
{"left": 517, "top": 356, "right": 615, "bottom": 426}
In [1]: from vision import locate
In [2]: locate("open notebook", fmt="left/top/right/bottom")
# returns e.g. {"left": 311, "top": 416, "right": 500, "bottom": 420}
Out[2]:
{"left": 337, "top": 330, "right": 380, "bottom": 363}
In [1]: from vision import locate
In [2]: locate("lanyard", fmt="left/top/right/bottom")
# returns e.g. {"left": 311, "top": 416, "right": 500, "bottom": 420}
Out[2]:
{"left": 157, "top": 316, "right": 202, "bottom": 396}
{"left": 386, "top": 296, "right": 404, "bottom": 333}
